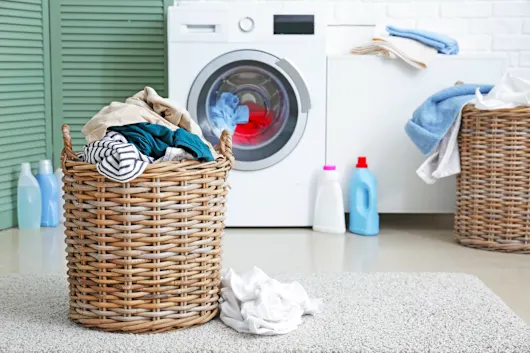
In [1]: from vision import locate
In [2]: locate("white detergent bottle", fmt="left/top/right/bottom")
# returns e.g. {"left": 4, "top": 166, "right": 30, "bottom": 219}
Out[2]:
{"left": 313, "top": 165, "right": 346, "bottom": 234}
{"left": 54, "top": 168, "right": 65, "bottom": 223}
{"left": 17, "top": 162, "right": 42, "bottom": 229}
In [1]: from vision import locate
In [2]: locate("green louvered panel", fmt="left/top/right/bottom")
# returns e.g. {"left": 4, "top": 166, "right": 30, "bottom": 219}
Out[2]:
{"left": 0, "top": 0, "right": 52, "bottom": 229}
{"left": 50, "top": 0, "right": 171, "bottom": 159}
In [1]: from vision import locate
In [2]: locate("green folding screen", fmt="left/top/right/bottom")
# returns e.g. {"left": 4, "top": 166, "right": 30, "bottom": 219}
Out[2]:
{"left": 49, "top": 0, "right": 171, "bottom": 161}
{"left": 0, "top": 0, "right": 171, "bottom": 229}
{"left": 0, "top": 0, "right": 53, "bottom": 229}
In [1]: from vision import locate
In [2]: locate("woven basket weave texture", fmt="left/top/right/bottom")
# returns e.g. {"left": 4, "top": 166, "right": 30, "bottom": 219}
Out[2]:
{"left": 61, "top": 124, "right": 234, "bottom": 333}
{"left": 455, "top": 104, "right": 530, "bottom": 253}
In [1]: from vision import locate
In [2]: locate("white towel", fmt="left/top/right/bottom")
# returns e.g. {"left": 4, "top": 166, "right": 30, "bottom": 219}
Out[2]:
{"left": 475, "top": 72, "right": 530, "bottom": 110}
{"left": 416, "top": 107, "right": 464, "bottom": 184}
{"left": 351, "top": 26, "right": 437, "bottom": 70}
{"left": 219, "top": 267, "right": 321, "bottom": 335}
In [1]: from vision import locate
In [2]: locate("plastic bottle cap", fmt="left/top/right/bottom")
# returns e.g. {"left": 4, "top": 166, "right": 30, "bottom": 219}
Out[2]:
{"left": 356, "top": 157, "right": 368, "bottom": 168}
{"left": 39, "top": 160, "right": 53, "bottom": 175}
{"left": 323, "top": 165, "right": 336, "bottom": 171}
{"left": 20, "top": 162, "right": 31, "bottom": 174}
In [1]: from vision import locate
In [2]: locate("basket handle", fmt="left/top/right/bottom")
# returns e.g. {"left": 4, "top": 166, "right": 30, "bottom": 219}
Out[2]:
{"left": 61, "top": 124, "right": 78, "bottom": 161}
{"left": 219, "top": 130, "right": 235, "bottom": 168}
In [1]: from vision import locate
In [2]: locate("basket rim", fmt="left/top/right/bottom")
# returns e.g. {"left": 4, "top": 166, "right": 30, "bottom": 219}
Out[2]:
{"left": 61, "top": 124, "right": 235, "bottom": 171}
{"left": 463, "top": 103, "right": 530, "bottom": 114}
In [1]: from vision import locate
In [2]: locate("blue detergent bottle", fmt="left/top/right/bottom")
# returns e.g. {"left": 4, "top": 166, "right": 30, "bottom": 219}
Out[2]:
{"left": 35, "top": 160, "right": 59, "bottom": 227}
{"left": 349, "top": 156, "right": 379, "bottom": 236}
{"left": 17, "top": 162, "right": 42, "bottom": 229}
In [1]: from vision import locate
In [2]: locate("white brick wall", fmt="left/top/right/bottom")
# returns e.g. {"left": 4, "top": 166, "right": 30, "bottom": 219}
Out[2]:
{"left": 380, "top": 0, "right": 528, "bottom": 67}
{"left": 178, "top": 0, "right": 530, "bottom": 68}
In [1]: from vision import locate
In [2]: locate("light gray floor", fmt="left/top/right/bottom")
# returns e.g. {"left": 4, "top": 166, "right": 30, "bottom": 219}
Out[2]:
{"left": 0, "top": 215, "right": 529, "bottom": 324}
{"left": 1, "top": 272, "right": 528, "bottom": 353}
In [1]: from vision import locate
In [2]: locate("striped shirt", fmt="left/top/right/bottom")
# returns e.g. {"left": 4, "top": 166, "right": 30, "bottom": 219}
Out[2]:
{"left": 78, "top": 131, "right": 153, "bottom": 182}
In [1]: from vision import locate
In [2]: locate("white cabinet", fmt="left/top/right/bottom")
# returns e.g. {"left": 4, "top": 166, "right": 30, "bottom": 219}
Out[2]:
{"left": 326, "top": 55, "right": 507, "bottom": 213}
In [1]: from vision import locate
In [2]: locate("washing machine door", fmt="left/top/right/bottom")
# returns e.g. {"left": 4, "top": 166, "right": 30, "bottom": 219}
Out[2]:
{"left": 187, "top": 50, "right": 311, "bottom": 171}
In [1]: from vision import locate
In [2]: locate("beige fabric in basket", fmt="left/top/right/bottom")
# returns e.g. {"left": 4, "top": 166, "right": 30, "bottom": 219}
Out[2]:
{"left": 82, "top": 87, "right": 216, "bottom": 157}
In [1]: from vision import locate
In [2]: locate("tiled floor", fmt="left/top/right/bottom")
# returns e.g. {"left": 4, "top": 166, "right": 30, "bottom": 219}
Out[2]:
{"left": 0, "top": 216, "right": 528, "bottom": 323}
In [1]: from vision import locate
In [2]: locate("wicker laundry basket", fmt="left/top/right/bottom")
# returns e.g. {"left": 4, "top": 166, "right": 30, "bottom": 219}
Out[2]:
{"left": 455, "top": 104, "right": 530, "bottom": 253}
{"left": 60, "top": 124, "right": 234, "bottom": 333}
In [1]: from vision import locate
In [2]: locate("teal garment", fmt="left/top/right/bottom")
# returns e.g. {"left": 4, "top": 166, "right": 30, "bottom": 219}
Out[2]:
{"left": 110, "top": 123, "right": 214, "bottom": 161}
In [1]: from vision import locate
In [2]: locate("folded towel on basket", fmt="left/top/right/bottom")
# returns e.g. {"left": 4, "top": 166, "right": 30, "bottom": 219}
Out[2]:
{"left": 386, "top": 26, "right": 459, "bottom": 55}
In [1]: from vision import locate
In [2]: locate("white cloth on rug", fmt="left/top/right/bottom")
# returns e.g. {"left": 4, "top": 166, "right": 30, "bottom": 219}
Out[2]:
{"left": 77, "top": 131, "right": 153, "bottom": 182}
{"left": 351, "top": 26, "right": 437, "bottom": 70}
{"left": 416, "top": 108, "right": 463, "bottom": 184}
{"left": 219, "top": 267, "right": 321, "bottom": 336}
{"left": 475, "top": 72, "right": 530, "bottom": 110}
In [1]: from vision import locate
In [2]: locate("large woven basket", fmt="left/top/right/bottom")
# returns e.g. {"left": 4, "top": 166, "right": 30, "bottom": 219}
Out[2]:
{"left": 455, "top": 104, "right": 530, "bottom": 253}
{"left": 60, "top": 124, "right": 234, "bottom": 333}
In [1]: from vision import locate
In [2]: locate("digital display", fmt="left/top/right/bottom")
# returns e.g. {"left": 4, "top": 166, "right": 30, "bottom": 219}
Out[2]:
{"left": 273, "top": 15, "right": 314, "bottom": 35}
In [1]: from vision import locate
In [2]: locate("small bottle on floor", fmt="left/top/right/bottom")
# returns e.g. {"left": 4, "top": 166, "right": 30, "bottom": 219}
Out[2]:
{"left": 36, "top": 160, "right": 59, "bottom": 227}
{"left": 313, "top": 165, "right": 346, "bottom": 234}
{"left": 17, "top": 162, "right": 42, "bottom": 229}
{"left": 349, "top": 157, "right": 379, "bottom": 236}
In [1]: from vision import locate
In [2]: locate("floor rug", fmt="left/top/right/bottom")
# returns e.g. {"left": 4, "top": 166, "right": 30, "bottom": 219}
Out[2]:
{"left": 0, "top": 273, "right": 528, "bottom": 353}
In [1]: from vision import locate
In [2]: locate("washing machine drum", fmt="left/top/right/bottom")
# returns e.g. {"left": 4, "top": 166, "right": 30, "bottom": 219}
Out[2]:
{"left": 187, "top": 50, "right": 310, "bottom": 171}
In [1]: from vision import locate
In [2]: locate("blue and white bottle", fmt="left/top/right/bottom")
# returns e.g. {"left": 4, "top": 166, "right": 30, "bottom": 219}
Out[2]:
{"left": 17, "top": 162, "right": 42, "bottom": 229}
{"left": 349, "top": 157, "right": 379, "bottom": 236}
{"left": 36, "top": 160, "right": 59, "bottom": 227}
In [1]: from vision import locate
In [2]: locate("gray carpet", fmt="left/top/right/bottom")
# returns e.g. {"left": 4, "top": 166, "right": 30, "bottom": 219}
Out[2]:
{"left": 0, "top": 273, "right": 528, "bottom": 353}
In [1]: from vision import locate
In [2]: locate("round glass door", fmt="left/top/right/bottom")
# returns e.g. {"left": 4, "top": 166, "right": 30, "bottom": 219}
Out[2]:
{"left": 187, "top": 50, "right": 310, "bottom": 171}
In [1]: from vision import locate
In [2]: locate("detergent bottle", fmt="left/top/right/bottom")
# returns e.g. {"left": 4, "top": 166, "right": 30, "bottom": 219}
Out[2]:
{"left": 36, "top": 160, "right": 59, "bottom": 227}
{"left": 313, "top": 165, "right": 346, "bottom": 234}
{"left": 349, "top": 157, "right": 379, "bottom": 236}
{"left": 17, "top": 162, "right": 42, "bottom": 229}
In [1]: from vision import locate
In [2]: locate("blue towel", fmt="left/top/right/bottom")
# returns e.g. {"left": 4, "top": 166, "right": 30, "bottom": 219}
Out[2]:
{"left": 386, "top": 26, "right": 459, "bottom": 55}
{"left": 405, "top": 84, "right": 493, "bottom": 155}
{"left": 209, "top": 92, "right": 249, "bottom": 136}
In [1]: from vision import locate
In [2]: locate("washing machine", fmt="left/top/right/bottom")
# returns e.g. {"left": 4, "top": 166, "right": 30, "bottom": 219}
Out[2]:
{"left": 168, "top": 2, "right": 327, "bottom": 226}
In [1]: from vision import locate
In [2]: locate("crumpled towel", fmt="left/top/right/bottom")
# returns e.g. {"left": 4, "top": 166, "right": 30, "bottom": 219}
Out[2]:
{"left": 416, "top": 108, "right": 464, "bottom": 184}
{"left": 475, "top": 72, "right": 530, "bottom": 110}
{"left": 405, "top": 84, "right": 493, "bottom": 156}
{"left": 386, "top": 25, "right": 459, "bottom": 55}
{"left": 219, "top": 267, "right": 321, "bottom": 336}
{"left": 209, "top": 92, "right": 249, "bottom": 137}
{"left": 352, "top": 26, "right": 437, "bottom": 70}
